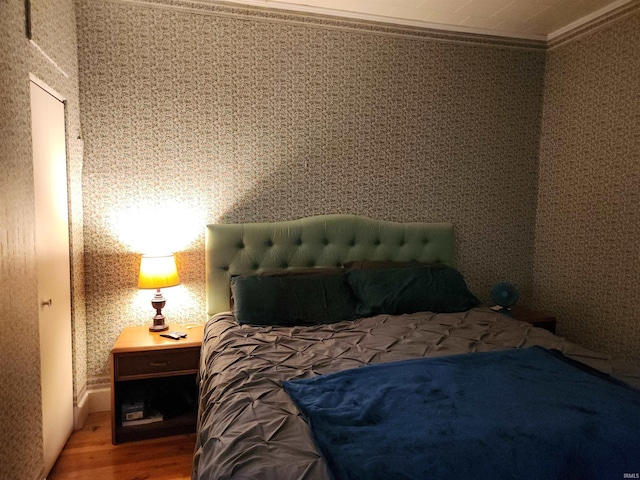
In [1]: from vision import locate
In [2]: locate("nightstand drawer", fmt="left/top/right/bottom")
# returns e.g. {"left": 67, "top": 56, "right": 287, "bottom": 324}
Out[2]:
{"left": 114, "top": 347, "right": 200, "bottom": 380}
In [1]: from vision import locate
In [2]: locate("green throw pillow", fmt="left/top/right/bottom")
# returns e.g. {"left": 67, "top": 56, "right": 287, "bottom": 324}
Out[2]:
{"left": 346, "top": 266, "right": 480, "bottom": 316}
{"left": 231, "top": 274, "right": 358, "bottom": 326}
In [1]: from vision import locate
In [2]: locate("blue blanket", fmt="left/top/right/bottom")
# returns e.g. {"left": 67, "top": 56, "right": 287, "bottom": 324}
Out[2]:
{"left": 284, "top": 347, "right": 640, "bottom": 480}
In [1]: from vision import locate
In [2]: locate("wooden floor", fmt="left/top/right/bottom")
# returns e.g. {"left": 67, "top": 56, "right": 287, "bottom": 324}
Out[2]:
{"left": 48, "top": 412, "right": 196, "bottom": 480}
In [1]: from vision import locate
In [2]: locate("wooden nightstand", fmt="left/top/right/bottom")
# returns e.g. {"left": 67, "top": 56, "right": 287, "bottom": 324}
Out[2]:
{"left": 110, "top": 324, "right": 204, "bottom": 444}
{"left": 506, "top": 305, "right": 557, "bottom": 334}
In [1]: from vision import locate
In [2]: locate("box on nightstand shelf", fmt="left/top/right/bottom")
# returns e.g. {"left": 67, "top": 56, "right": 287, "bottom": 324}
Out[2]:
{"left": 122, "top": 412, "right": 164, "bottom": 427}
{"left": 121, "top": 400, "right": 144, "bottom": 422}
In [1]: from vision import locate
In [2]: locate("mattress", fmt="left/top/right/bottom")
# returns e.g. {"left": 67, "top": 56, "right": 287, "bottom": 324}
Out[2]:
{"left": 192, "top": 307, "right": 611, "bottom": 480}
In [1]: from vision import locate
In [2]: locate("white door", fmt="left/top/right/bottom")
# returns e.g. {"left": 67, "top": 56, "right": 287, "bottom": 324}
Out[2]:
{"left": 30, "top": 79, "right": 74, "bottom": 476}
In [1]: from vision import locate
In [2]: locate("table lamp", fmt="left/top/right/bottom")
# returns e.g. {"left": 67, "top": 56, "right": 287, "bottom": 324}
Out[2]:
{"left": 138, "top": 253, "right": 181, "bottom": 332}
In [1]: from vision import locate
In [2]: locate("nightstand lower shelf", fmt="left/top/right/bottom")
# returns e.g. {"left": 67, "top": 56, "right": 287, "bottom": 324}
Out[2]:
{"left": 113, "top": 373, "right": 198, "bottom": 444}
{"left": 116, "top": 408, "right": 197, "bottom": 443}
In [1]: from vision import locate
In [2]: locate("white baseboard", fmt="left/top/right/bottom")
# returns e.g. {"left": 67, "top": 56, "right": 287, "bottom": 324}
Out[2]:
{"left": 73, "top": 388, "right": 90, "bottom": 430}
{"left": 88, "top": 385, "right": 111, "bottom": 413}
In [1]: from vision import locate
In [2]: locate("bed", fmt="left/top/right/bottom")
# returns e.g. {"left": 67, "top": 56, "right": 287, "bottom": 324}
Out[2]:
{"left": 193, "top": 214, "right": 640, "bottom": 480}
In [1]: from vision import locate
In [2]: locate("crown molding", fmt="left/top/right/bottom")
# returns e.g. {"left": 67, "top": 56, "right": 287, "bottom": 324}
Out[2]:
{"left": 209, "top": 0, "right": 547, "bottom": 41}
{"left": 548, "top": 0, "right": 639, "bottom": 49}
{"left": 95, "top": 0, "right": 639, "bottom": 50}
{"left": 100, "top": 0, "right": 546, "bottom": 50}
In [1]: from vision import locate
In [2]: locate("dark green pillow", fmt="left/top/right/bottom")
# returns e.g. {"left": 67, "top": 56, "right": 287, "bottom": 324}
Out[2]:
{"left": 346, "top": 266, "right": 480, "bottom": 316}
{"left": 231, "top": 274, "right": 358, "bottom": 326}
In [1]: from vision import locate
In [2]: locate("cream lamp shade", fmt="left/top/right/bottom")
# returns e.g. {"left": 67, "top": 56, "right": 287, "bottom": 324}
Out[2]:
{"left": 138, "top": 254, "right": 180, "bottom": 290}
{"left": 138, "top": 254, "right": 180, "bottom": 331}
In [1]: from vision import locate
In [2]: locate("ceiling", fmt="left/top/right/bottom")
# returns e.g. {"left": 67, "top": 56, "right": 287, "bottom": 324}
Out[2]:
{"left": 218, "top": 0, "right": 631, "bottom": 40}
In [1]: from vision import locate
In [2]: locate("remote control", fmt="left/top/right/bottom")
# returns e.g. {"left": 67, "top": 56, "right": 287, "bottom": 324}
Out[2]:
{"left": 160, "top": 332, "right": 183, "bottom": 340}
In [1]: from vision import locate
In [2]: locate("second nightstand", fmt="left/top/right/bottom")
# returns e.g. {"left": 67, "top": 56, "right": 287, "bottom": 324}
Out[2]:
{"left": 506, "top": 305, "right": 557, "bottom": 334}
{"left": 110, "top": 324, "right": 204, "bottom": 444}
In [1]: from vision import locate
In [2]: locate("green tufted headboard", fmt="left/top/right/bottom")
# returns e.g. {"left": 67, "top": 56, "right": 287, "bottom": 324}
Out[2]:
{"left": 205, "top": 214, "right": 455, "bottom": 316}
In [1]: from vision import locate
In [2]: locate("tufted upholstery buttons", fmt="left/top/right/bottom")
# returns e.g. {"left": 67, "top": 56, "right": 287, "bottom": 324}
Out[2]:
{"left": 296, "top": 238, "right": 303, "bottom": 246}
{"left": 399, "top": 239, "right": 405, "bottom": 246}
{"left": 281, "top": 262, "right": 288, "bottom": 269}
{"left": 252, "top": 264, "right": 259, "bottom": 270}
{"left": 374, "top": 239, "right": 381, "bottom": 246}
{"left": 222, "top": 266, "right": 229, "bottom": 271}
{"left": 423, "top": 238, "right": 429, "bottom": 244}
{"left": 350, "top": 238, "right": 356, "bottom": 247}
{"left": 267, "top": 239, "right": 273, "bottom": 247}
{"left": 237, "top": 241, "right": 245, "bottom": 249}
{"left": 308, "top": 262, "right": 315, "bottom": 267}
{"left": 322, "top": 238, "right": 329, "bottom": 245}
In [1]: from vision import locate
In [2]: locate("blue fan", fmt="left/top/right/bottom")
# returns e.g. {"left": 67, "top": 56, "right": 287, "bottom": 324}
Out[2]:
{"left": 491, "top": 282, "right": 519, "bottom": 312}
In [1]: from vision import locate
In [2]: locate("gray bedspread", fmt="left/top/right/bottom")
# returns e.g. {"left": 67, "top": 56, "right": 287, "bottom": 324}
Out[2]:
{"left": 192, "top": 307, "right": 611, "bottom": 480}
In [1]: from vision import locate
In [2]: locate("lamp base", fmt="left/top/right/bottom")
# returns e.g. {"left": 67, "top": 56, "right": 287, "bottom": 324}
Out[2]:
{"left": 149, "top": 323, "right": 169, "bottom": 332}
{"left": 149, "top": 294, "right": 169, "bottom": 331}
{"left": 149, "top": 312, "right": 169, "bottom": 331}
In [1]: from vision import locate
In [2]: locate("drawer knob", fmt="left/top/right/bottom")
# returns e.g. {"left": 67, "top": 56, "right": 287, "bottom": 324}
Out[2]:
{"left": 150, "top": 361, "right": 170, "bottom": 367}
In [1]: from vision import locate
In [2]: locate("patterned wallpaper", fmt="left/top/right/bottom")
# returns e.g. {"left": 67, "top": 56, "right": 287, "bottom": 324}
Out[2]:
{"left": 0, "top": 1, "right": 43, "bottom": 478}
{"left": 1, "top": 0, "right": 84, "bottom": 477}
{"left": 533, "top": 5, "right": 640, "bottom": 365}
{"left": 77, "top": 0, "right": 546, "bottom": 383}
{"left": 0, "top": 0, "right": 634, "bottom": 474}
{"left": 30, "top": 0, "right": 88, "bottom": 416}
